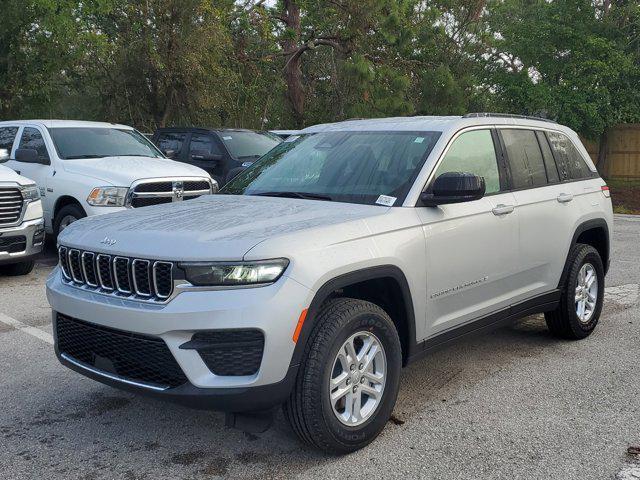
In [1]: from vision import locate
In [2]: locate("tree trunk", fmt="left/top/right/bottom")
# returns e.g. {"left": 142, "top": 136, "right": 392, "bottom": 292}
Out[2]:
{"left": 596, "top": 129, "right": 609, "bottom": 179}
{"left": 280, "top": 0, "right": 305, "bottom": 128}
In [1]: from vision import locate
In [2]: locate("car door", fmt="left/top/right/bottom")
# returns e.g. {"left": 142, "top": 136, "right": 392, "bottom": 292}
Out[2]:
{"left": 186, "top": 133, "right": 226, "bottom": 184}
{"left": 6, "top": 126, "right": 55, "bottom": 221}
{"left": 416, "top": 127, "right": 520, "bottom": 336}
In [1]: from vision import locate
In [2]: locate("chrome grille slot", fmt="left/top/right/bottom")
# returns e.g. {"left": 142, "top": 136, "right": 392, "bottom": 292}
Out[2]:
{"left": 81, "top": 252, "right": 98, "bottom": 287}
{"left": 0, "top": 187, "right": 24, "bottom": 226}
{"left": 97, "top": 254, "right": 114, "bottom": 290}
{"left": 132, "top": 259, "right": 152, "bottom": 297}
{"left": 113, "top": 257, "right": 132, "bottom": 294}
{"left": 68, "top": 249, "right": 84, "bottom": 283}
{"left": 58, "top": 246, "right": 173, "bottom": 302}
{"left": 58, "top": 246, "right": 71, "bottom": 280}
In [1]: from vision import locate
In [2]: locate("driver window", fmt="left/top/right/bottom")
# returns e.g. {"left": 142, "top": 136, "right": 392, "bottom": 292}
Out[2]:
{"left": 18, "top": 127, "right": 50, "bottom": 163}
{"left": 434, "top": 129, "right": 500, "bottom": 194}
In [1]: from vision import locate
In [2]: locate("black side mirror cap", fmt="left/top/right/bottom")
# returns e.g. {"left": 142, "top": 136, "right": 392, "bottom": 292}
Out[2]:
{"left": 15, "top": 148, "right": 49, "bottom": 165}
{"left": 420, "top": 172, "right": 486, "bottom": 206}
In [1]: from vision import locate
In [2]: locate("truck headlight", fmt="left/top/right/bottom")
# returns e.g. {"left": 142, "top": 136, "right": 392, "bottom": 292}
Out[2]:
{"left": 180, "top": 259, "right": 289, "bottom": 287}
{"left": 87, "top": 187, "right": 128, "bottom": 207}
{"left": 20, "top": 184, "right": 40, "bottom": 201}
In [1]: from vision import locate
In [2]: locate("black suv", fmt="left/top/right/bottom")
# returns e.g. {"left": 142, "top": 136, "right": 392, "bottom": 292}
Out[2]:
{"left": 152, "top": 128, "right": 281, "bottom": 185}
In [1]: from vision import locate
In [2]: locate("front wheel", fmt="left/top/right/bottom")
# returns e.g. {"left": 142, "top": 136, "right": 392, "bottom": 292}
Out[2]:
{"left": 545, "top": 243, "right": 605, "bottom": 339}
{"left": 283, "top": 298, "right": 402, "bottom": 454}
{"left": 53, "top": 204, "right": 86, "bottom": 238}
{"left": 1, "top": 260, "right": 35, "bottom": 276}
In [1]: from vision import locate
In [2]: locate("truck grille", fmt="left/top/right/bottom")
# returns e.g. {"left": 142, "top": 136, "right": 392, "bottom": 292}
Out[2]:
{"left": 0, "top": 235, "right": 27, "bottom": 254}
{"left": 56, "top": 313, "right": 188, "bottom": 389}
{"left": 58, "top": 246, "right": 174, "bottom": 301}
{"left": 0, "top": 187, "right": 24, "bottom": 226}
{"left": 127, "top": 178, "right": 211, "bottom": 208}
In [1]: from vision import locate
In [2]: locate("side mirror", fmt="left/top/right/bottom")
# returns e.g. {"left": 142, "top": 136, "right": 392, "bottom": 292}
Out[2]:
{"left": 421, "top": 172, "right": 485, "bottom": 206}
{"left": 162, "top": 149, "right": 177, "bottom": 158}
{"left": 15, "top": 148, "right": 48, "bottom": 165}
{"left": 191, "top": 150, "right": 222, "bottom": 162}
{"left": 0, "top": 148, "right": 9, "bottom": 163}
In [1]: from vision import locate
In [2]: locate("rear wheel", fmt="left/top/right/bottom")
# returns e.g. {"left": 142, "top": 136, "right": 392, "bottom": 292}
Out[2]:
{"left": 545, "top": 244, "right": 604, "bottom": 339}
{"left": 1, "top": 260, "right": 35, "bottom": 276}
{"left": 283, "top": 298, "right": 401, "bottom": 454}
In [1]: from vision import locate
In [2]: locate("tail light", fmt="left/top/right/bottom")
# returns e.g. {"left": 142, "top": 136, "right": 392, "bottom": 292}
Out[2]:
{"left": 601, "top": 185, "right": 611, "bottom": 198}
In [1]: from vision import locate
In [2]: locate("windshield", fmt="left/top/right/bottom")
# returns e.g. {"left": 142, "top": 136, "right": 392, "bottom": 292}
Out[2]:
{"left": 219, "top": 131, "right": 281, "bottom": 158}
{"left": 48, "top": 127, "right": 164, "bottom": 160}
{"left": 221, "top": 131, "right": 441, "bottom": 206}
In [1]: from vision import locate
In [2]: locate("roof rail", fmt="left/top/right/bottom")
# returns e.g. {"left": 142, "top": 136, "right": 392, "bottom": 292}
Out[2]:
{"left": 463, "top": 113, "right": 557, "bottom": 124}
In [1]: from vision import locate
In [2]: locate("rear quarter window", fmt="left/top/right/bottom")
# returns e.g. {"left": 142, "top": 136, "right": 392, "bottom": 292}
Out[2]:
{"left": 0, "top": 127, "right": 18, "bottom": 153}
{"left": 546, "top": 131, "right": 593, "bottom": 180}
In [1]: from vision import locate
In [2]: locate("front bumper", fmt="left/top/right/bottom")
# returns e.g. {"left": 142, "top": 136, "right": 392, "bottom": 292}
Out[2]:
{"left": 0, "top": 218, "right": 45, "bottom": 266}
{"left": 46, "top": 269, "right": 312, "bottom": 411}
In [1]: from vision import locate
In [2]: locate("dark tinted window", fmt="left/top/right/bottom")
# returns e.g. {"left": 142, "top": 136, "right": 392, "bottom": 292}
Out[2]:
{"left": 0, "top": 127, "right": 18, "bottom": 153}
{"left": 189, "top": 134, "right": 222, "bottom": 159}
{"left": 536, "top": 131, "right": 559, "bottom": 183}
{"left": 18, "top": 127, "right": 50, "bottom": 162}
{"left": 156, "top": 132, "right": 187, "bottom": 159}
{"left": 546, "top": 131, "right": 593, "bottom": 180}
{"left": 501, "top": 129, "right": 547, "bottom": 188}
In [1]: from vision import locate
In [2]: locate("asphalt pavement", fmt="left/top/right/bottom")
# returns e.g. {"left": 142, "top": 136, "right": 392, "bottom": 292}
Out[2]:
{"left": 0, "top": 215, "right": 639, "bottom": 479}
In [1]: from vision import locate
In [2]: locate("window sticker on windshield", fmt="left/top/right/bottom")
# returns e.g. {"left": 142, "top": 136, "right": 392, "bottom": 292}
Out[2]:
{"left": 376, "top": 195, "right": 396, "bottom": 207}
{"left": 284, "top": 135, "right": 300, "bottom": 143}
{"left": 222, "top": 136, "right": 233, "bottom": 140}
{"left": 414, "top": 137, "right": 424, "bottom": 143}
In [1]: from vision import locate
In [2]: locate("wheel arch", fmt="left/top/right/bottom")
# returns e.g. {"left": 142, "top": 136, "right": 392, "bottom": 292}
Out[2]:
{"left": 290, "top": 265, "right": 417, "bottom": 367}
{"left": 558, "top": 218, "right": 610, "bottom": 290}
{"left": 54, "top": 195, "right": 86, "bottom": 219}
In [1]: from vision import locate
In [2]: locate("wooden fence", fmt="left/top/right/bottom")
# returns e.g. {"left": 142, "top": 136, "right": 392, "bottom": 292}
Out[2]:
{"left": 583, "top": 124, "right": 640, "bottom": 179}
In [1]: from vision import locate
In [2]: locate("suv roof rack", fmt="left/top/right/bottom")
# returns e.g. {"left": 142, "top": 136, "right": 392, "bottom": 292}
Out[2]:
{"left": 463, "top": 113, "right": 557, "bottom": 124}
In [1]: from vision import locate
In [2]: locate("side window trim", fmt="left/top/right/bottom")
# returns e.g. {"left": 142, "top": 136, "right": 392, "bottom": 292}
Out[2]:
{"left": 492, "top": 128, "right": 512, "bottom": 191}
{"left": 534, "top": 130, "right": 560, "bottom": 184}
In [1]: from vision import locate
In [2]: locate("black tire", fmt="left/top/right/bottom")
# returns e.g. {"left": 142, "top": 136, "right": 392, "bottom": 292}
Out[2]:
{"left": 53, "top": 204, "right": 86, "bottom": 238}
{"left": 283, "top": 298, "right": 402, "bottom": 454}
{"left": 1, "top": 260, "right": 35, "bottom": 276}
{"left": 545, "top": 243, "right": 605, "bottom": 340}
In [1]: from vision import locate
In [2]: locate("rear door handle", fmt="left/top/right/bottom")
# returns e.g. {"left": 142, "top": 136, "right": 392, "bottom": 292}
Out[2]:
{"left": 557, "top": 193, "right": 574, "bottom": 203}
{"left": 492, "top": 204, "right": 514, "bottom": 216}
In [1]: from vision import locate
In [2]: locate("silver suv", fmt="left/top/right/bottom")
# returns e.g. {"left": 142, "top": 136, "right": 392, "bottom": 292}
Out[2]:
{"left": 46, "top": 114, "right": 613, "bottom": 453}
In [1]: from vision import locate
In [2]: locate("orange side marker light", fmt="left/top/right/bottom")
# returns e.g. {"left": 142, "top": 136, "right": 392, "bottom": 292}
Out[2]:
{"left": 292, "top": 308, "right": 308, "bottom": 343}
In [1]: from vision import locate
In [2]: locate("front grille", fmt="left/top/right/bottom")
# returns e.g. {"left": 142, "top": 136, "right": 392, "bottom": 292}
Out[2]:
{"left": 58, "top": 245, "right": 174, "bottom": 301}
{"left": 56, "top": 314, "right": 187, "bottom": 389}
{"left": 0, "top": 187, "right": 24, "bottom": 226}
{"left": 128, "top": 177, "right": 211, "bottom": 208}
{"left": 0, "top": 235, "right": 27, "bottom": 253}
{"left": 181, "top": 330, "right": 265, "bottom": 376}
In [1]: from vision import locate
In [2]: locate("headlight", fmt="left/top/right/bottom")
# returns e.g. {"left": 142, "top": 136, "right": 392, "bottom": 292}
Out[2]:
{"left": 180, "top": 259, "right": 289, "bottom": 287}
{"left": 20, "top": 184, "right": 40, "bottom": 201}
{"left": 87, "top": 187, "right": 128, "bottom": 207}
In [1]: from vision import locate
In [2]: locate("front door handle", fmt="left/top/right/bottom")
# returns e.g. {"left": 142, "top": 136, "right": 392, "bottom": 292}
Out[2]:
{"left": 557, "top": 193, "right": 574, "bottom": 203}
{"left": 492, "top": 204, "right": 514, "bottom": 216}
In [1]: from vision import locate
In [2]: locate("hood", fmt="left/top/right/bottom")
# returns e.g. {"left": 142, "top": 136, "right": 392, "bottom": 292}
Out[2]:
{"left": 59, "top": 195, "right": 389, "bottom": 261}
{"left": 0, "top": 164, "right": 35, "bottom": 186}
{"left": 61, "top": 156, "right": 209, "bottom": 186}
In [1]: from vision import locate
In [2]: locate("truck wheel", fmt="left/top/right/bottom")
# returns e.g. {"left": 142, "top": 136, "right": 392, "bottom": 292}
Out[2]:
{"left": 283, "top": 298, "right": 401, "bottom": 453}
{"left": 1, "top": 260, "right": 35, "bottom": 276}
{"left": 545, "top": 244, "right": 604, "bottom": 340}
{"left": 53, "top": 204, "right": 86, "bottom": 238}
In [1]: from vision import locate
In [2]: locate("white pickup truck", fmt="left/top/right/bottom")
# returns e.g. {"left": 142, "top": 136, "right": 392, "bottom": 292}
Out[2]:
{"left": 0, "top": 120, "right": 215, "bottom": 237}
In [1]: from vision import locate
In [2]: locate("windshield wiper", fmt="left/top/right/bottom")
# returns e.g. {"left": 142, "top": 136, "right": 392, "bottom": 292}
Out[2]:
{"left": 64, "top": 154, "right": 108, "bottom": 159}
{"left": 251, "top": 191, "right": 333, "bottom": 201}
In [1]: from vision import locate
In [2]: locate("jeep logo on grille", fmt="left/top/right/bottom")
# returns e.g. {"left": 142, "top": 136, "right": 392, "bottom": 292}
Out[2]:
{"left": 172, "top": 181, "right": 184, "bottom": 201}
{"left": 100, "top": 237, "right": 117, "bottom": 246}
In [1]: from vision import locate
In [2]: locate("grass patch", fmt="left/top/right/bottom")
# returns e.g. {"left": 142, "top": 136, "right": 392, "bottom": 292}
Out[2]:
{"left": 607, "top": 178, "right": 640, "bottom": 215}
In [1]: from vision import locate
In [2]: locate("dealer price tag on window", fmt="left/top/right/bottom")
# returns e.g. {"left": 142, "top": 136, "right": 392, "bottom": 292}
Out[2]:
{"left": 375, "top": 195, "right": 396, "bottom": 207}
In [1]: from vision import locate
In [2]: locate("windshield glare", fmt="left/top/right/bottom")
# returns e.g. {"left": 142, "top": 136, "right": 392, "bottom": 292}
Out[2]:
{"left": 49, "top": 127, "right": 163, "bottom": 159}
{"left": 219, "top": 131, "right": 281, "bottom": 158}
{"left": 222, "top": 131, "right": 441, "bottom": 206}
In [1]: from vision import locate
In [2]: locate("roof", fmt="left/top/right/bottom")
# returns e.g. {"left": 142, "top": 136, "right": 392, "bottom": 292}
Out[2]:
{"left": 0, "top": 119, "right": 133, "bottom": 129}
{"left": 301, "top": 114, "right": 574, "bottom": 136}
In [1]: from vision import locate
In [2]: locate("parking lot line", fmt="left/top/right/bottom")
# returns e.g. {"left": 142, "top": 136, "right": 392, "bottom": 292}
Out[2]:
{"left": 0, "top": 312, "right": 53, "bottom": 345}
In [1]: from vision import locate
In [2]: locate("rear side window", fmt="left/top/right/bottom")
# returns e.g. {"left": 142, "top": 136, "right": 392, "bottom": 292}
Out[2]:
{"left": 434, "top": 129, "right": 502, "bottom": 194}
{"left": 156, "top": 132, "right": 187, "bottom": 159}
{"left": 546, "top": 131, "right": 593, "bottom": 180}
{"left": 189, "top": 134, "right": 222, "bottom": 158}
{"left": 500, "top": 129, "right": 547, "bottom": 189}
{"left": 535, "top": 131, "right": 560, "bottom": 183}
{"left": 0, "top": 127, "right": 18, "bottom": 153}
{"left": 18, "top": 127, "right": 50, "bottom": 162}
